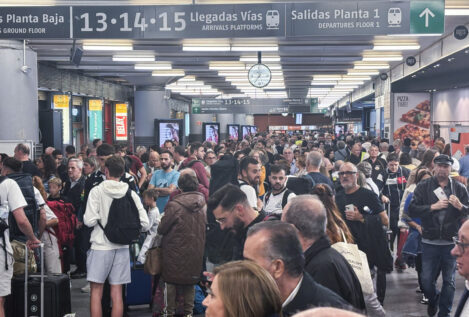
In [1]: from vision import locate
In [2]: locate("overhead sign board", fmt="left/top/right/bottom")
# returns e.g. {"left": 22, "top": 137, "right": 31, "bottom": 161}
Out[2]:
{"left": 192, "top": 98, "right": 312, "bottom": 114}
{"left": 0, "top": 1, "right": 445, "bottom": 39}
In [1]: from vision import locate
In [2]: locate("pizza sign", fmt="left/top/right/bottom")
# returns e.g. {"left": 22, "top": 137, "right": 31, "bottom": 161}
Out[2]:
{"left": 393, "top": 93, "right": 431, "bottom": 146}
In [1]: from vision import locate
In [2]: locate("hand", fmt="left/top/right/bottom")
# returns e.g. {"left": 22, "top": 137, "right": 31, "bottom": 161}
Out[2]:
{"left": 431, "top": 200, "right": 449, "bottom": 211}
{"left": 147, "top": 173, "right": 153, "bottom": 181}
{"left": 416, "top": 225, "right": 422, "bottom": 235}
{"left": 76, "top": 220, "right": 83, "bottom": 229}
{"left": 202, "top": 271, "right": 214, "bottom": 288}
{"left": 449, "top": 195, "right": 463, "bottom": 211}
{"left": 345, "top": 206, "right": 364, "bottom": 222}
{"left": 381, "top": 195, "right": 390, "bottom": 204}
{"left": 26, "top": 238, "right": 41, "bottom": 249}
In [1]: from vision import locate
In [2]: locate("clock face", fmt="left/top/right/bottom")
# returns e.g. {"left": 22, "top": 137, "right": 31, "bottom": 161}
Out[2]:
{"left": 248, "top": 64, "right": 272, "bottom": 88}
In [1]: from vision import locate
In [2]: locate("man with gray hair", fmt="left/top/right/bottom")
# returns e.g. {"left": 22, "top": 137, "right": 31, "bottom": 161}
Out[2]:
{"left": 282, "top": 195, "right": 365, "bottom": 311}
{"left": 306, "top": 151, "right": 334, "bottom": 192}
{"left": 13, "top": 143, "right": 40, "bottom": 177}
{"left": 243, "top": 221, "right": 348, "bottom": 316}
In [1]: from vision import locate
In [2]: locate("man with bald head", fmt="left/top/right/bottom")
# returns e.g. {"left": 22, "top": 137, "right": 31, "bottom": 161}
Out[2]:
{"left": 335, "top": 162, "right": 390, "bottom": 305}
{"left": 282, "top": 195, "right": 365, "bottom": 311}
{"left": 452, "top": 220, "right": 469, "bottom": 317}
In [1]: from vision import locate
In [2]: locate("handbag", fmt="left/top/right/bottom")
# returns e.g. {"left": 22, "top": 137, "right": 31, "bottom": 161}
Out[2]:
{"left": 331, "top": 230, "right": 374, "bottom": 295}
{"left": 143, "top": 246, "right": 162, "bottom": 275}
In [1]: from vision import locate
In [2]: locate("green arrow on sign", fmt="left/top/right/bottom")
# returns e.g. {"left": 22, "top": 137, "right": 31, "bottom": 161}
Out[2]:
{"left": 410, "top": 0, "right": 444, "bottom": 34}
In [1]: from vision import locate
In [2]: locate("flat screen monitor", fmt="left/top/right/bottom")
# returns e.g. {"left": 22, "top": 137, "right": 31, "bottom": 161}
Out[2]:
{"left": 295, "top": 113, "right": 302, "bottom": 125}
{"left": 241, "top": 125, "right": 252, "bottom": 139}
{"left": 227, "top": 124, "right": 240, "bottom": 141}
{"left": 71, "top": 105, "right": 82, "bottom": 123}
{"left": 250, "top": 125, "right": 258, "bottom": 135}
{"left": 154, "top": 119, "right": 183, "bottom": 147}
{"left": 203, "top": 122, "right": 220, "bottom": 144}
{"left": 334, "top": 124, "right": 347, "bottom": 137}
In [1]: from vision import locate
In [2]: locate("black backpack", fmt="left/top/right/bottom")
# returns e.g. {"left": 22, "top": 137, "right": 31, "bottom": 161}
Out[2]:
{"left": 7, "top": 173, "right": 38, "bottom": 242}
{"left": 98, "top": 188, "right": 141, "bottom": 245}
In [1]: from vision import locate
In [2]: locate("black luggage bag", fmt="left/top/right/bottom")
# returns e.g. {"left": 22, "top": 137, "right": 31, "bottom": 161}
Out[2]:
{"left": 6, "top": 243, "right": 71, "bottom": 317}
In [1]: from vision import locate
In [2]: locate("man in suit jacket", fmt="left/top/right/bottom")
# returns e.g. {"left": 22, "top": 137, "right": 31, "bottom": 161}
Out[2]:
{"left": 451, "top": 219, "right": 469, "bottom": 317}
{"left": 243, "top": 221, "right": 348, "bottom": 317}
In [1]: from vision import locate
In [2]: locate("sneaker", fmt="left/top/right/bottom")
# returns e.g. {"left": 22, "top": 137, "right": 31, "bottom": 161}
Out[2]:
{"left": 81, "top": 283, "right": 90, "bottom": 293}
{"left": 427, "top": 294, "right": 439, "bottom": 316}
{"left": 420, "top": 295, "right": 429, "bottom": 305}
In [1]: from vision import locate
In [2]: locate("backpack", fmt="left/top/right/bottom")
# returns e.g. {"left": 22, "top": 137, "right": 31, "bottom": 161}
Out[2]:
{"left": 264, "top": 188, "right": 293, "bottom": 210}
{"left": 7, "top": 173, "right": 38, "bottom": 242}
{"left": 98, "top": 188, "right": 141, "bottom": 245}
{"left": 209, "top": 155, "right": 239, "bottom": 196}
{"left": 0, "top": 176, "right": 10, "bottom": 270}
{"left": 286, "top": 175, "right": 315, "bottom": 195}
{"left": 46, "top": 200, "right": 76, "bottom": 247}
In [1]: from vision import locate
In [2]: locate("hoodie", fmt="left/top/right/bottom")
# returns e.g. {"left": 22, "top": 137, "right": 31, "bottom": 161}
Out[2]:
{"left": 84, "top": 180, "right": 149, "bottom": 251}
{"left": 158, "top": 191, "right": 206, "bottom": 284}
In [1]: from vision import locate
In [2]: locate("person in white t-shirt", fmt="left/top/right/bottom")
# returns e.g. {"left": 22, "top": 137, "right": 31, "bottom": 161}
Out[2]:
{"left": 0, "top": 172, "right": 40, "bottom": 317}
{"left": 263, "top": 164, "right": 296, "bottom": 215}
{"left": 238, "top": 157, "right": 262, "bottom": 211}
{"left": 137, "top": 188, "right": 161, "bottom": 264}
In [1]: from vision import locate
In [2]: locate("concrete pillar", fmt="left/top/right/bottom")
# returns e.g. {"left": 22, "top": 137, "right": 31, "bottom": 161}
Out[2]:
{"left": 134, "top": 88, "right": 170, "bottom": 146}
{"left": 0, "top": 40, "right": 38, "bottom": 142}
{"left": 216, "top": 113, "right": 234, "bottom": 141}
{"left": 190, "top": 113, "right": 214, "bottom": 143}
{"left": 246, "top": 115, "right": 255, "bottom": 126}
{"left": 234, "top": 113, "right": 246, "bottom": 125}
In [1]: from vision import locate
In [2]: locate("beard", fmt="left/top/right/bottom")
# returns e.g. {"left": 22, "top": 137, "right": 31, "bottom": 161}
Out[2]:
{"left": 161, "top": 163, "right": 170, "bottom": 170}
{"left": 231, "top": 216, "right": 245, "bottom": 234}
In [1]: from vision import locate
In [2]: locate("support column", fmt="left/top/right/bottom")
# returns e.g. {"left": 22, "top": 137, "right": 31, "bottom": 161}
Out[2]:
{"left": 216, "top": 113, "right": 234, "bottom": 142}
{"left": 234, "top": 114, "right": 246, "bottom": 125}
{"left": 374, "top": 73, "right": 391, "bottom": 140}
{"left": 190, "top": 114, "right": 214, "bottom": 143}
{"left": 0, "top": 40, "right": 38, "bottom": 142}
{"left": 134, "top": 87, "right": 170, "bottom": 147}
{"left": 246, "top": 115, "right": 255, "bottom": 126}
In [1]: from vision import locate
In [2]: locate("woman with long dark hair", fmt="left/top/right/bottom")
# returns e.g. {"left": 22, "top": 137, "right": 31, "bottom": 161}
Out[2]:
{"left": 311, "top": 184, "right": 354, "bottom": 244}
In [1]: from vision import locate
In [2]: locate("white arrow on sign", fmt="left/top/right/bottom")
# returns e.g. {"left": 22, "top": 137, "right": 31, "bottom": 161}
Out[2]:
{"left": 419, "top": 8, "right": 435, "bottom": 28}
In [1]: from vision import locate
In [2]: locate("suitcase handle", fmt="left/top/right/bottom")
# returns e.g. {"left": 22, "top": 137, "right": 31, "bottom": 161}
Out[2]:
{"left": 25, "top": 243, "right": 44, "bottom": 317}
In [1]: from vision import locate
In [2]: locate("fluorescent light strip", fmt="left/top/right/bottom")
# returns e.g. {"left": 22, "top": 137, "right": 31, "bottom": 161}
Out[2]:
{"left": 388, "top": 33, "right": 442, "bottom": 37}
{"left": 354, "top": 64, "right": 389, "bottom": 70}
{"left": 347, "top": 71, "right": 379, "bottom": 76}
{"left": 445, "top": 9, "right": 469, "bottom": 15}
{"left": 83, "top": 45, "right": 133, "bottom": 51}
{"left": 135, "top": 64, "right": 172, "bottom": 70}
{"left": 373, "top": 44, "right": 420, "bottom": 50}
{"left": 113, "top": 55, "right": 155, "bottom": 62}
{"left": 240, "top": 57, "right": 281, "bottom": 62}
{"left": 362, "top": 56, "right": 403, "bottom": 62}
{"left": 310, "top": 81, "right": 337, "bottom": 85}
{"left": 232, "top": 45, "right": 278, "bottom": 52}
{"left": 183, "top": 45, "right": 230, "bottom": 51}
{"left": 152, "top": 70, "right": 185, "bottom": 76}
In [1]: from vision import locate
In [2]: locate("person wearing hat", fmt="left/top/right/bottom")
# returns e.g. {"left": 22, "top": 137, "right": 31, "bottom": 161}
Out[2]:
{"left": 409, "top": 154, "right": 469, "bottom": 317}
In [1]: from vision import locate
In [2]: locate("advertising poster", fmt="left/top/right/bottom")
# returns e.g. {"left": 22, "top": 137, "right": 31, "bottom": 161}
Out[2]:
{"left": 204, "top": 124, "right": 219, "bottom": 144}
{"left": 393, "top": 93, "right": 431, "bottom": 145}
{"left": 53, "top": 94, "right": 70, "bottom": 144}
{"left": 228, "top": 125, "right": 239, "bottom": 141}
{"left": 115, "top": 103, "right": 128, "bottom": 141}
{"left": 159, "top": 122, "right": 180, "bottom": 146}
{"left": 88, "top": 99, "right": 103, "bottom": 141}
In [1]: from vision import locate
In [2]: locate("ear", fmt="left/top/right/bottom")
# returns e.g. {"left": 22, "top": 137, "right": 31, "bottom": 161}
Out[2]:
{"left": 235, "top": 203, "right": 244, "bottom": 218}
{"left": 271, "top": 259, "right": 285, "bottom": 280}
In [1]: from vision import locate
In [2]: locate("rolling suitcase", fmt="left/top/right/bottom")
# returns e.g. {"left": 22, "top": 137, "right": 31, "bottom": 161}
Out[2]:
{"left": 7, "top": 243, "right": 71, "bottom": 317}
{"left": 125, "top": 260, "right": 152, "bottom": 307}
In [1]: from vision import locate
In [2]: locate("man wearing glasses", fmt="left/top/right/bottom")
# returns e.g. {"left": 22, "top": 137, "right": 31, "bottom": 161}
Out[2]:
{"left": 208, "top": 184, "right": 265, "bottom": 261}
{"left": 335, "top": 162, "right": 389, "bottom": 305}
{"left": 409, "top": 154, "right": 469, "bottom": 317}
{"left": 451, "top": 220, "right": 469, "bottom": 317}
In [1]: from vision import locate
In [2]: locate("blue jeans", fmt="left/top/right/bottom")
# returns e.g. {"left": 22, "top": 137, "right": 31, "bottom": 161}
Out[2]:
{"left": 421, "top": 243, "right": 456, "bottom": 317}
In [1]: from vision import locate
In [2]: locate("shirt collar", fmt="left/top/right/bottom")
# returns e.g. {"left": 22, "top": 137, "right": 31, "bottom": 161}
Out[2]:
{"left": 282, "top": 276, "right": 303, "bottom": 308}
{"left": 465, "top": 280, "right": 469, "bottom": 291}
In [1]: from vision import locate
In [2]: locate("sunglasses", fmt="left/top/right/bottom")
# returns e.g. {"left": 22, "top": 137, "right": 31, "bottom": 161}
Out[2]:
{"left": 453, "top": 236, "right": 469, "bottom": 254}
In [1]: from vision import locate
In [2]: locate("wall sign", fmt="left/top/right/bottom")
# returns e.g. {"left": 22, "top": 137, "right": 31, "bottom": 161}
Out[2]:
{"left": 0, "top": 1, "right": 445, "bottom": 39}
{"left": 52, "top": 94, "right": 71, "bottom": 145}
{"left": 88, "top": 99, "right": 103, "bottom": 141}
{"left": 192, "top": 98, "right": 311, "bottom": 114}
{"left": 115, "top": 103, "right": 128, "bottom": 141}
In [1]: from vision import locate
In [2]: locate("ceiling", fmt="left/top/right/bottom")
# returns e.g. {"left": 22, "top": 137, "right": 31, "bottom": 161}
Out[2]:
{"left": 17, "top": 1, "right": 469, "bottom": 107}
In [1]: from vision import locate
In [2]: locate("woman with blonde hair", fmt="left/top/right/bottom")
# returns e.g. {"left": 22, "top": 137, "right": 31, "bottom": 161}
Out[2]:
{"left": 203, "top": 260, "right": 282, "bottom": 317}
{"left": 311, "top": 184, "right": 354, "bottom": 244}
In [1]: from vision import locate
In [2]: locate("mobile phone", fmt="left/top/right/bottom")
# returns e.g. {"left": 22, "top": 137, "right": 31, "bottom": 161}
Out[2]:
{"left": 345, "top": 204, "right": 354, "bottom": 212}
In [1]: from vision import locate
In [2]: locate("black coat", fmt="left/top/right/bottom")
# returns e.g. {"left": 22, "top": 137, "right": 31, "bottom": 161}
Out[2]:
{"left": 409, "top": 176, "right": 469, "bottom": 241}
{"left": 62, "top": 175, "right": 86, "bottom": 218}
{"left": 304, "top": 236, "right": 366, "bottom": 311}
{"left": 282, "top": 272, "right": 349, "bottom": 317}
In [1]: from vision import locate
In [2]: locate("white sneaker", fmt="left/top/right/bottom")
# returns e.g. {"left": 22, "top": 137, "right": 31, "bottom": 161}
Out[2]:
{"left": 81, "top": 283, "right": 90, "bottom": 293}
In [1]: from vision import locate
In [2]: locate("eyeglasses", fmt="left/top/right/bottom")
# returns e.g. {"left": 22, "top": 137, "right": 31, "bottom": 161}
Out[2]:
{"left": 215, "top": 217, "right": 227, "bottom": 225}
{"left": 452, "top": 236, "right": 469, "bottom": 254}
{"left": 338, "top": 171, "right": 356, "bottom": 177}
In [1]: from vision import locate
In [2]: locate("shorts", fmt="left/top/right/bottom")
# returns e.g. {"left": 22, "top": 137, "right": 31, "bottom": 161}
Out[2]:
{"left": 0, "top": 251, "right": 14, "bottom": 297}
{"left": 86, "top": 248, "right": 131, "bottom": 285}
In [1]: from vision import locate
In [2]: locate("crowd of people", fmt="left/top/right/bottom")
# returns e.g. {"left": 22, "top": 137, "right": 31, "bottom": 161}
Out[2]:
{"left": 0, "top": 131, "right": 469, "bottom": 317}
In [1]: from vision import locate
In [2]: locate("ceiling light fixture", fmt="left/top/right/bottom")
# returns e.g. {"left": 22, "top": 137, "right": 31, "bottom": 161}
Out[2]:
{"left": 113, "top": 55, "right": 155, "bottom": 62}
{"left": 182, "top": 44, "right": 230, "bottom": 51}
{"left": 354, "top": 64, "right": 389, "bottom": 70}
{"left": 347, "top": 70, "right": 380, "bottom": 76}
{"left": 83, "top": 43, "right": 133, "bottom": 51}
{"left": 445, "top": 9, "right": 469, "bottom": 16}
{"left": 135, "top": 63, "right": 172, "bottom": 70}
{"left": 240, "top": 56, "right": 280, "bottom": 62}
{"left": 373, "top": 44, "right": 420, "bottom": 50}
{"left": 231, "top": 45, "right": 278, "bottom": 52}
{"left": 152, "top": 70, "right": 185, "bottom": 76}
{"left": 362, "top": 56, "right": 403, "bottom": 62}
